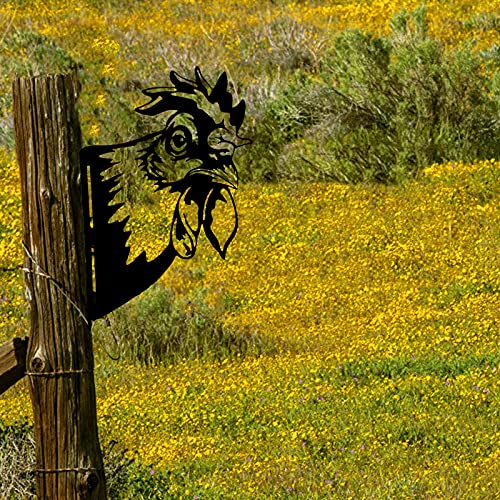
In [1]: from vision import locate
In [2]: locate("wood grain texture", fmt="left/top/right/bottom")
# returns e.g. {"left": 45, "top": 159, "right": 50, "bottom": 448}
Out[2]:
{"left": 0, "top": 337, "right": 28, "bottom": 395}
{"left": 12, "top": 73, "right": 106, "bottom": 499}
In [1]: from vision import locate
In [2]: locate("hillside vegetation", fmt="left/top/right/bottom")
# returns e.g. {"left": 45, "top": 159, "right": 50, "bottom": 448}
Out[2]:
{"left": 0, "top": 0, "right": 499, "bottom": 498}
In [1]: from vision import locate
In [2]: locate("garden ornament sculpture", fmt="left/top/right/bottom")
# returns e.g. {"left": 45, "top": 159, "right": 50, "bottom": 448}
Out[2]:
{"left": 81, "top": 67, "right": 250, "bottom": 319}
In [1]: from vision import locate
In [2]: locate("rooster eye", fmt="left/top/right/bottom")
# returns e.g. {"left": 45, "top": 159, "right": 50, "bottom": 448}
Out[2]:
{"left": 165, "top": 125, "right": 192, "bottom": 159}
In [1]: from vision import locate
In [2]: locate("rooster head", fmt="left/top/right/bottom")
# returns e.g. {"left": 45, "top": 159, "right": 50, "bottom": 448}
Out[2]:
{"left": 133, "top": 67, "right": 250, "bottom": 259}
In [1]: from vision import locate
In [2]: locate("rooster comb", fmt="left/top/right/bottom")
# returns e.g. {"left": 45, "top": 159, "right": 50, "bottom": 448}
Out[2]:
{"left": 135, "top": 67, "right": 246, "bottom": 132}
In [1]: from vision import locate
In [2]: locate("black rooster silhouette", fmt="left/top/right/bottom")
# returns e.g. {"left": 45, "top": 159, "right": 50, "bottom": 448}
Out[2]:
{"left": 81, "top": 68, "right": 249, "bottom": 319}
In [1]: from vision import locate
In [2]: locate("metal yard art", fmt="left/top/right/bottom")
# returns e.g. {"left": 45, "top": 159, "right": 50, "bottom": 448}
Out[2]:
{"left": 81, "top": 67, "right": 250, "bottom": 319}
{"left": 7, "top": 67, "right": 250, "bottom": 499}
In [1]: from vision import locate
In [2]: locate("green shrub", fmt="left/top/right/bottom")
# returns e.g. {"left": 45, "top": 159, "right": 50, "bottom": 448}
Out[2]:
{"left": 93, "top": 284, "right": 272, "bottom": 366}
{"left": 2, "top": 29, "right": 77, "bottom": 77}
{"left": 253, "top": 8, "right": 499, "bottom": 183}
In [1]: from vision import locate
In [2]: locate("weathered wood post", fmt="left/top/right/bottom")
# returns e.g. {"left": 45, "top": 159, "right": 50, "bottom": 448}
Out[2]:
{"left": 12, "top": 74, "right": 106, "bottom": 499}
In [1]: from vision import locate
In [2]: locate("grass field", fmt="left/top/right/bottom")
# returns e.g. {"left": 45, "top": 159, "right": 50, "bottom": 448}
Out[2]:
{"left": 1, "top": 1, "right": 499, "bottom": 498}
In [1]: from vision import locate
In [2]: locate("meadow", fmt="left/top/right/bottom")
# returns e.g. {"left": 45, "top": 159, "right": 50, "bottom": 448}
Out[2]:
{"left": 0, "top": 0, "right": 499, "bottom": 498}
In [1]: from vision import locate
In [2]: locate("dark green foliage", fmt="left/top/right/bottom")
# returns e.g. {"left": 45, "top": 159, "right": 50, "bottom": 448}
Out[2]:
{"left": 251, "top": 8, "right": 499, "bottom": 183}
{"left": 2, "top": 29, "right": 78, "bottom": 76}
{"left": 93, "top": 284, "right": 272, "bottom": 366}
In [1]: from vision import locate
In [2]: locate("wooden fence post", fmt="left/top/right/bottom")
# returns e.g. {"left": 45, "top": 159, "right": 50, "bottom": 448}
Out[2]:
{"left": 12, "top": 73, "right": 106, "bottom": 499}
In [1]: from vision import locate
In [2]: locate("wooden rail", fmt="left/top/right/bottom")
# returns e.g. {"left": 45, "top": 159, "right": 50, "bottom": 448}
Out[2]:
{"left": 0, "top": 337, "right": 28, "bottom": 395}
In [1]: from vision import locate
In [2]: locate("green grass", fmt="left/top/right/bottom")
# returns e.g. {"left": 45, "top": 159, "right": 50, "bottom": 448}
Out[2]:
{"left": 92, "top": 284, "right": 274, "bottom": 366}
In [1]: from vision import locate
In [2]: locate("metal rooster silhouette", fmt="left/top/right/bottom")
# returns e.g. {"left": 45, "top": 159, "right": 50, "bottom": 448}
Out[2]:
{"left": 81, "top": 67, "right": 250, "bottom": 319}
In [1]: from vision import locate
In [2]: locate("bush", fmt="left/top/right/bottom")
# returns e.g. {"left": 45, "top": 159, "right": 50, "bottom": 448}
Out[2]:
{"left": 93, "top": 284, "right": 272, "bottom": 365}
{"left": 253, "top": 8, "right": 499, "bottom": 183}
